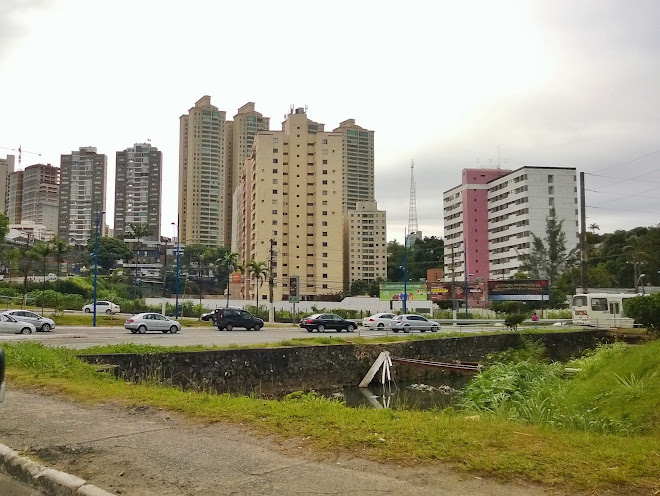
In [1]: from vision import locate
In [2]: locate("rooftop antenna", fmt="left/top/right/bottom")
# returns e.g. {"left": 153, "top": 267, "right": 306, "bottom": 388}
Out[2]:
{"left": 497, "top": 145, "right": 501, "bottom": 169}
{"left": 408, "top": 159, "right": 418, "bottom": 236}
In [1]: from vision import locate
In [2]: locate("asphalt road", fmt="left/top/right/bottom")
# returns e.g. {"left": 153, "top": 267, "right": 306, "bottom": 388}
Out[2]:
{"left": 0, "top": 323, "right": 495, "bottom": 349}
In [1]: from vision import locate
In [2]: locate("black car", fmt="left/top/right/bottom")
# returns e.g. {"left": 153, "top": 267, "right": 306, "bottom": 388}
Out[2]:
{"left": 213, "top": 307, "right": 263, "bottom": 331}
{"left": 299, "top": 313, "right": 357, "bottom": 333}
{"left": 201, "top": 311, "right": 216, "bottom": 323}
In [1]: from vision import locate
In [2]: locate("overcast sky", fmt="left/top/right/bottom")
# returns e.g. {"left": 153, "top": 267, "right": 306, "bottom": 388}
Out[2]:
{"left": 1, "top": 0, "right": 658, "bottom": 243}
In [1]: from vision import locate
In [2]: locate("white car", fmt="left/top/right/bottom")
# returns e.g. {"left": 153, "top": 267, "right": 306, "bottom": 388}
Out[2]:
{"left": 362, "top": 312, "right": 396, "bottom": 329}
{"left": 5, "top": 309, "right": 55, "bottom": 332}
{"left": 390, "top": 314, "right": 440, "bottom": 333}
{"left": 125, "top": 313, "right": 181, "bottom": 334}
{"left": 0, "top": 313, "right": 36, "bottom": 334}
{"left": 82, "top": 301, "right": 120, "bottom": 314}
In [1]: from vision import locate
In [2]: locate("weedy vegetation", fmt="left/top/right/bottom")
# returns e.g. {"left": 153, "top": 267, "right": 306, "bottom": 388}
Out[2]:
{"left": 2, "top": 338, "right": 660, "bottom": 494}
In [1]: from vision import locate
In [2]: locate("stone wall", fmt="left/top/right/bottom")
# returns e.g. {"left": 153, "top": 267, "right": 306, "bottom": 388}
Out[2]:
{"left": 81, "top": 331, "right": 608, "bottom": 395}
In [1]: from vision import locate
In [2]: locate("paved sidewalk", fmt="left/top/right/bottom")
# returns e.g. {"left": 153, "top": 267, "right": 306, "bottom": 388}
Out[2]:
{"left": 0, "top": 389, "right": 560, "bottom": 496}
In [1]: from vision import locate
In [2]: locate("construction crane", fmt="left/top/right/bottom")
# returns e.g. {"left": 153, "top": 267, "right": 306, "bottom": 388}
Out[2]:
{"left": 0, "top": 145, "right": 42, "bottom": 166}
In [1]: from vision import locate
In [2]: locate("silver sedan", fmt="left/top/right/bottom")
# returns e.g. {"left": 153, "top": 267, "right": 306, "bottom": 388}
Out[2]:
{"left": 0, "top": 313, "right": 37, "bottom": 334}
{"left": 390, "top": 314, "right": 440, "bottom": 333}
{"left": 124, "top": 313, "right": 181, "bottom": 334}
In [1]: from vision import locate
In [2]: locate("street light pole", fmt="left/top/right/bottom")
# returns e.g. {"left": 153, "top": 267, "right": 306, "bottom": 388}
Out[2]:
{"left": 93, "top": 210, "right": 105, "bottom": 327}
{"left": 461, "top": 247, "right": 468, "bottom": 319}
{"left": 636, "top": 273, "right": 646, "bottom": 294}
{"left": 171, "top": 219, "right": 180, "bottom": 319}
{"left": 403, "top": 227, "right": 408, "bottom": 314}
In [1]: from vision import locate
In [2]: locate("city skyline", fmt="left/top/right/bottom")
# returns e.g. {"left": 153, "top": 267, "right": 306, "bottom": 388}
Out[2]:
{"left": 1, "top": 1, "right": 658, "bottom": 243}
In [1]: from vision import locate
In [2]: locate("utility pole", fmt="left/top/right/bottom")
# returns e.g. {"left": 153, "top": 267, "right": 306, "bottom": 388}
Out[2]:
{"left": 579, "top": 172, "right": 587, "bottom": 294}
{"left": 268, "top": 238, "right": 275, "bottom": 322}
{"left": 450, "top": 244, "right": 456, "bottom": 321}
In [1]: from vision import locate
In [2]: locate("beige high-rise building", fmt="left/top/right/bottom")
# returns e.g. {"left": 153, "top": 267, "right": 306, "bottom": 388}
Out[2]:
{"left": 115, "top": 143, "right": 162, "bottom": 240}
{"left": 333, "top": 119, "right": 386, "bottom": 291}
{"left": 0, "top": 155, "right": 15, "bottom": 216}
{"left": 239, "top": 108, "right": 344, "bottom": 301}
{"left": 58, "top": 147, "right": 107, "bottom": 245}
{"left": 345, "top": 200, "right": 387, "bottom": 287}
{"left": 333, "top": 119, "right": 375, "bottom": 211}
{"left": 7, "top": 163, "right": 59, "bottom": 234}
{"left": 178, "top": 96, "right": 226, "bottom": 246}
{"left": 227, "top": 102, "right": 269, "bottom": 247}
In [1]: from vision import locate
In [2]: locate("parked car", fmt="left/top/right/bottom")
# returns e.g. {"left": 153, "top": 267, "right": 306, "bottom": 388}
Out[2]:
{"left": 362, "top": 312, "right": 396, "bottom": 329}
{"left": 0, "top": 347, "right": 6, "bottom": 404}
{"left": 5, "top": 309, "right": 55, "bottom": 332}
{"left": 213, "top": 308, "right": 263, "bottom": 331}
{"left": 0, "top": 313, "right": 36, "bottom": 334}
{"left": 390, "top": 314, "right": 440, "bottom": 333}
{"left": 300, "top": 313, "right": 357, "bottom": 333}
{"left": 124, "top": 313, "right": 181, "bottom": 334}
{"left": 82, "top": 301, "right": 120, "bottom": 314}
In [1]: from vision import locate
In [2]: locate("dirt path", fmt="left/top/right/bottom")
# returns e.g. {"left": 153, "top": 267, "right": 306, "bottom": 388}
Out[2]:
{"left": 0, "top": 389, "right": 564, "bottom": 496}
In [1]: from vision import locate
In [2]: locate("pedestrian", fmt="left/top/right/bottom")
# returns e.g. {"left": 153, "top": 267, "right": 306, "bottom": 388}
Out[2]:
{"left": 531, "top": 312, "right": 539, "bottom": 325}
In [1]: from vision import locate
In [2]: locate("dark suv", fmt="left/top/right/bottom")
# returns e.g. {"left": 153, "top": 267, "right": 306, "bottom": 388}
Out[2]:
{"left": 213, "top": 308, "right": 264, "bottom": 331}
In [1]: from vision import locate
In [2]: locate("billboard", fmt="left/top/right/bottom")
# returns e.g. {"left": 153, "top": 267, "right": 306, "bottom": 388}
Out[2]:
{"left": 429, "top": 281, "right": 484, "bottom": 302}
{"left": 379, "top": 282, "right": 428, "bottom": 301}
{"left": 487, "top": 279, "right": 549, "bottom": 301}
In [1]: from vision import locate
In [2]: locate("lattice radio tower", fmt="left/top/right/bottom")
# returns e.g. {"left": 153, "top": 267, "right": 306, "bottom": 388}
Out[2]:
{"left": 408, "top": 159, "right": 418, "bottom": 235}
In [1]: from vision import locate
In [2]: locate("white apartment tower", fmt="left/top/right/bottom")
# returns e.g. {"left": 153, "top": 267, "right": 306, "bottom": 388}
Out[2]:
{"left": 239, "top": 108, "right": 344, "bottom": 301}
{"left": 178, "top": 96, "right": 226, "bottom": 246}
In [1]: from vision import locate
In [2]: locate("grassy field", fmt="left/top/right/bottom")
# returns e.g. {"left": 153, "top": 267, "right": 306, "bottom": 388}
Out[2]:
{"left": 2, "top": 338, "right": 659, "bottom": 494}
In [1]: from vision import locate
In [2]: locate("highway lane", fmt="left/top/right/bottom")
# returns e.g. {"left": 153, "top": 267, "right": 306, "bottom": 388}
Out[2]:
{"left": 0, "top": 323, "right": 496, "bottom": 349}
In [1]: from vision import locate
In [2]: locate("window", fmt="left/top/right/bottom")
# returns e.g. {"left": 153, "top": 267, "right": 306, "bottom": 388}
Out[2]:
{"left": 591, "top": 298, "right": 608, "bottom": 312}
{"left": 273, "top": 138, "right": 278, "bottom": 144}
{"left": 322, "top": 139, "right": 328, "bottom": 144}
{"left": 273, "top": 158, "right": 278, "bottom": 164}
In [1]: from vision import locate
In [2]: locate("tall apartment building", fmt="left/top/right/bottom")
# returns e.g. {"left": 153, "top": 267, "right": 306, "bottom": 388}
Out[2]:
{"left": 178, "top": 96, "right": 226, "bottom": 246}
{"left": 6, "top": 163, "right": 59, "bottom": 236}
{"left": 58, "top": 147, "right": 107, "bottom": 245}
{"left": 0, "top": 154, "right": 15, "bottom": 215}
{"left": 115, "top": 143, "right": 162, "bottom": 240}
{"left": 6, "top": 170, "right": 22, "bottom": 224}
{"left": 345, "top": 200, "right": 387, "bottom": 286}
{"left": 333, "top": 119, "right": 375, "bottom": 211}
{"left": 443, "top": 166, "right": 579, "bottom": 283}
{"left": 227, "top": 102, "right": 269, "bottom": 246}
{"left": 239, "top": 108, "right": 344, "bottom": 301}
{"left": 333, "top": 119, "right": 387, "bottom": 289}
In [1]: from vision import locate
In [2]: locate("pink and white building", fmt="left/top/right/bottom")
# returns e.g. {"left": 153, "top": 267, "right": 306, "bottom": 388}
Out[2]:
{"left": 443, "top": 166, "right": 579, "bottom": 286}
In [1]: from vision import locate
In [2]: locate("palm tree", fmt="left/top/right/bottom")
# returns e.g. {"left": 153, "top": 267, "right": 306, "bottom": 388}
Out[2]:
{"left": 125, "top": 223, "right": 154, "bottom": 298}
{"left": 31, "top": 241, "right": 52, "bottom": 314}
{"left": 246, "top": 259, "right": 268, "bottom": 318}
{"left": 588, "top": 223, "right": 600, "bottom": 234}
{"left": 51, "top": 237, "right": 69, "bottom": 309}
{"left": 216, "top": 251, "right": 241, "bottom": 307}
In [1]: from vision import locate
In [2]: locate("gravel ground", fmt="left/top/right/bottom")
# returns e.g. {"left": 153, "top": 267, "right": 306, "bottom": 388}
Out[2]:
{"left": 0, "top": 389, "right": 564, "bottom": 496}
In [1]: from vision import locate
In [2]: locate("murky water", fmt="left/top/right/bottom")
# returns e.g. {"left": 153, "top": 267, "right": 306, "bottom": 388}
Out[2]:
{"left": 320, "top": 375, "right": 474, "bottom": 411}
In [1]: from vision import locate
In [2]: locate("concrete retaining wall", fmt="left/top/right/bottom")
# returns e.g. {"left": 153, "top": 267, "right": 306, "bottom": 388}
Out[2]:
{"left": 81, "top": 331, "right": 608, "bottom": 395}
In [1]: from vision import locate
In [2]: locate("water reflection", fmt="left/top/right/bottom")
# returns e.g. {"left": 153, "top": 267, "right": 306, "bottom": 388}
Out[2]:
{"left": 323, "top": 375, "right": 474, "bottom": 411}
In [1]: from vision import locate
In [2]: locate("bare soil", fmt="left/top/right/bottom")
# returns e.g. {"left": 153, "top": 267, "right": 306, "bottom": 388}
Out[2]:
{"left": 1, "top": 388, "right": 567, "bottom": 496}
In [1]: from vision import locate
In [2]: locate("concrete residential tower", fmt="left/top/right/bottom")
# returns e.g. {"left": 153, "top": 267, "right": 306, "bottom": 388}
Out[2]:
{"left": 115, "top": 143, "right": 162, "bottom": 240}
{"left": 178, "top": 96, "right": 226, "bottom": 246}
{"left": 7, "top": 163, "right": 60, "bottom": 237}
{"left": 227, "top": 103, "right": 269, "bottom": 247}
{"left": 443, "top": 166, "right": 578, "bottom": 283}
{"left": 239, "top": 107, "right": 344, "bottom": 301}
{"left": 58, "top": 147, "right": 107, "bottom": 245}
{"left": 0, "top": 155, "right": 15, "bottom": 216}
